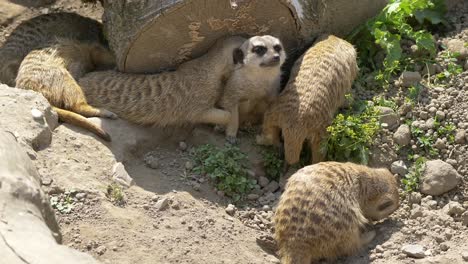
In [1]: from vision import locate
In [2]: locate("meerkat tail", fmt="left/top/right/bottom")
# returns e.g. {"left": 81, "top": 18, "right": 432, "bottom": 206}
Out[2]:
{"left": 52, "top": 107, "right": 111, "bottom": 141}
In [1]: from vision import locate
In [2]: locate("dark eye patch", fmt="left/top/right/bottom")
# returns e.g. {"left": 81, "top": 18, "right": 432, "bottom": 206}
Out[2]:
{"left": 252, "top": 45, "right": 267, "bottom": 56}
{"left": 377, "top": 201, "right": 394, "bottom": 211}
{"left": 273, "top": 44, "right": 282, "bottom": 52}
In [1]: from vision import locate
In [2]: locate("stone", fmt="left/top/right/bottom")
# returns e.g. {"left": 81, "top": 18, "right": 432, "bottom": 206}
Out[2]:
{"left": 455, "top": 129, "right": 466, "bottom": 144}
{"left": 391, "top": 160, "right": 408, "bottom": 176}
{"left": 247, "top": 194, "right": 260, "bottom": 200}
{"left": 434, "top": 138, "right": 446, "bottom": 150}
{"left": 179, "top": 141, "right": 187, "bottom": 151}
{"left": 393, "top": 125, "right": 411, "bottom": 146}
{"left": 401, "top": 244, "right": 425, "bottom": 258}
{"left": 439, "top": 242, "right": 449, "bottom": 251}
{"left": 112, "top": 162, "right": 135, "bottom": 187}
{"left": 143, "top": 152, "right": 159, "bottom": 169}
{"left": 443, "top": 201, "right": 465, "bottom": 216}
{"left": 420, "top": 160, "right": 461, "bottom": 196}
{"left": 399, "top": 71, "right": 422, "bottom": 87}
{"left": 446, "top": 39, "right": 468, "bottom": 59}
{"left": 462, "top": 251, "right": 468, "bottom": 261}
{"left": 435, "top": 110, "right": 445, "bottom": 120}
{"left": 258, "top": 176, "right": 270, "bottom": 188}
{"left": 154, "top": 197, "right": 169, "bottom": 211}
{"left": 184, "top": 161, "right": 193, "bottom": 170}
{"left": 225, "top": 204, "right": 236, "bottom": 216}
{"left": 410, "top": 205, "right": 424, "bottom": 219}
{"left": 96, "top": 245, "right": 107, "bottom": 255}
{"left": 408, "top": 192, "right": 422, "bottom": 205}
{"left": 31, "top": 108, "right": 44, "bottom": 121}
{"left": 376, "top": 106, "right": 399, "bottom": 130}
{"left": 265, "top": 181, "right": 279, "bottom": 193}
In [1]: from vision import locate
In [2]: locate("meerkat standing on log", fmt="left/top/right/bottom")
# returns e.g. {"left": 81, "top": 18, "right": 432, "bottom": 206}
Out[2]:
{"left": 217, "top": 35, "right": 286, "bottom": 142}
{"left": 275, "top": 162, "right": 400, "bottom": 264}
{"left": 0, "top": 12, "right": 107, "bottom": 86}
{"left": 78, "top": 36, "right": 249, "bottom": 128}
{"left": 256, "top": 34, "right": 358, "bottom": 167}
{"left": 15, "top": 39, "right": 117, "bottom": 141}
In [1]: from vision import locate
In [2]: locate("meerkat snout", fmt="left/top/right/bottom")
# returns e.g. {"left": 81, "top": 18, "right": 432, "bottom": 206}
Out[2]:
{"left": 234, "top": 35, "right": 286, "bottom": 68}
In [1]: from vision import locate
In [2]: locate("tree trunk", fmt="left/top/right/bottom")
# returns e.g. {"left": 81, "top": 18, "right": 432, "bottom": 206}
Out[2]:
{"left": 102, "top": 0, "right": 387, "bottom": 73}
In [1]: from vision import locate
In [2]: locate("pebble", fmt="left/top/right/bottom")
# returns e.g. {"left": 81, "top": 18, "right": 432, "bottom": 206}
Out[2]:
{"left": 439, "top": 242, "right": 449, "bottom": 251}
{"left": 184, "top": 161, "right": 193, "bottom": 170}
{"left": 393, "top": 124, "right": 411, "bottom": 146}
{"left": 401, "top": 244, "right": 425, "bottom": 258}
{"left": 408, "top": 192, "right": 422, "bottom": 205}
{"left": 399, "top": 71, "right": 422, "bottom": 87}
{"left": 112, "top": 162, "right": 135, "bottom": 187}
{"left": 435, "top": 110, "right": 445, "bottom": 120}
{"left": 258, "top": 176, "right": 270, "bottom": 188}
{"left": 247, "top": 194, "right": 260, "bottom": 200}
{"left": 179, "top": 141, "right": 187, "bottom": 151}
{"left": 390, "top": 160, "right": 408, "bottom": 176}
{"left": 96, "top": 245, "right": 106, "bottom": 255}
{"left": 420, "top": 160, "right": 461, "bottom": 196}
{"left": 443, "top": 201, "right": 465, "bottom": 216}
{"left": 31, "top": 108, "right": 43, "bottom": 120}
{"left": 455, "top": 129, "right": 466, "bottom": 144}
{"left": 462, "top": 251, "right": 468, "bottom": 261}
{"left": 225, "top": 204, "right": 236, "bottom": 216}
{"left": 377, "top": 106, "right": 399, "bottom": 130}
{"left": 264, "top": 181, "right": 279, "bottom": 193}
{"left": 143, "top": 152, "right": 159, "bottom": 169}
{"left": 155, "top": 197, "right": 169, "bottom": 211}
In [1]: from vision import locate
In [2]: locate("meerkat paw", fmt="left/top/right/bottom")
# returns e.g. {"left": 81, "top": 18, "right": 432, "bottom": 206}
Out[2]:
{"left": 225, "top": 135, "right": 239, "bottom": 145}
{"left": 101, "top": 109, "right": 118, "bottom": 119}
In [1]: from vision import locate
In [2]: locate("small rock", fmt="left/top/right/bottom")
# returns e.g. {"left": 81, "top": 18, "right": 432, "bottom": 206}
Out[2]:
{"left": 258, "top": 176, "right": 270, "bottom": 188}
{"left": 185, "top": 161, "right": 193, "bottom": 170}
{"left": 112, "top": 162, "right": 135, "bottom": 187}
{"left": 446, "top": 39, "right": 468, "bottom": 59}
{"left": 247, "top": 194, "right": 260, "bottom": 200}
{"left": 265, "top": 181, "right": 279, "bottom": 193}
{"left": 391, "top": 160, "right": 408, "bottom": 176}
{"left": 408, "top": 192, "right": 422, "bottom": 205}
{"left": 420, "top": 160, "right": 461, "bottom": 196}
{"left": 192, "top": 183, "right": 201, "bottom": 191}
{"left": 96, "top": 245, "right": 106, "bottom": 255}
{"left": 455, "top": 130, "right": 466, "bottom": 144}
{"left": 75, "top": 192, "right": 87, "bottom": 200}
{"left": 143, "top": 152, "right": 159, "bottom": 169}
{"left": 399, "top": 71, "right": 422, "bottom": 87}
{"left": 393, "top": 125, "right": 411, "bottom": 146}
{"left": 225, "top": 204, "right": 236, "bottom": 216}
{"left": 377, "top": 106, "right": 399, "bottom": 130}
{"left": 155, "top": 197, "right": 169, "bottom": 211}
{"left": 443, "top": 201, "right": 465, "bottom": 216}
{"left": 434, "top": 138, "right": 446, "bottom": 150}
{"left": 31, "top": 108, "right": 43, "bottom": 121}
{"left": 462, "top": 251, "right": 468, "bottom": 261}
{"left": 410, "top": 205, "right": 424, "bottom": 219}
{"left": 179, "top": 141, "right": 187, "bottom": 151}
{"left": 439, "top": 242, "right": 449, "bottom": 251}
{"left": 401, "top": 244, "right": 425, "bottom": 258}
{"left": 426, "top": 118, "right": 435, "bottom": 129}
{"left": 435, "top": 110, "right": 445, "bottom": 120}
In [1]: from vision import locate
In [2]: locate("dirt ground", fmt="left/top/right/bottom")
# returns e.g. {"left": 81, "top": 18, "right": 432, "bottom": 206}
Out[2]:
{"left": 1, "top": 0, "right": 468, "bottom": 264}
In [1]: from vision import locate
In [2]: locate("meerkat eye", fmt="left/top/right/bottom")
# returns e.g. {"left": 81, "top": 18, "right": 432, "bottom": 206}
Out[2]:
{"left": 273, "top": 44, "right": 282, "bottom": 52}
{"left": 377, "top": 201, "right": 394, "bottom": 211}
{"left": 252, "top": 45, "right": 267, "bottom": 56}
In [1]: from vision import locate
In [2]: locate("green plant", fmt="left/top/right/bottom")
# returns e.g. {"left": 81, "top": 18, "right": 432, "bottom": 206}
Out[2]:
{"left": 348, "top": 0, "right": 446, "bottom": 84}
{"left": 410, "top": 125, "right": 438, "bottom": 156}
{"left": 373, "top": 95, "right": 398, "bottom": 110}
{"left": 436, "top": 50, "right": 463, "bottom": 80}
{"left": 323, "top": 100, "right": 381, "bottom": 164}
{"left": 402, "top": 157, "right": 426, "bottom": 192}
{"left": 50, "top": 190, "right": 75, "bottom": 214}
{"left": 436, "top": 122, "right": 456, "bottom": 143}
{"left": 260, "top": 146, "right": 283, "bottom": 181}
{"left": 406, "top": 84, "right": 423, "bottom": 103}
{"left": 106, "top": 184, "right": 125, "bottom": 205}
{"left": 192, "top": 144, "right": 255, "bottom": 201}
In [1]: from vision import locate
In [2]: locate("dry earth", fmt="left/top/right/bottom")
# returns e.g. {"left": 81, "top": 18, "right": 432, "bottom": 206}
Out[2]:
{"left": 1, "top": 0, "right": 468, "bottom": 264}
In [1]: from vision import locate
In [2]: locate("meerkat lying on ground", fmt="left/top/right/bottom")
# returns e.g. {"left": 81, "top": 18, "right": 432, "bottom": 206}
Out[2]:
{"left": 78, "top": 36, "right": 248, "bottom": 128}
{"left": 274, "top": 162, "right": 400, "bottom": 264}
{"left": 256, "top": 34, "right": 358, "bottom": 168}
{"left": 0, "top": 12, "right": 107, "bottom": 87}
{"left": 15, "top": 39, "right": 117, "bottom": 141}
{"left": 217, "top": 35, "right": 286, "bottom": 142}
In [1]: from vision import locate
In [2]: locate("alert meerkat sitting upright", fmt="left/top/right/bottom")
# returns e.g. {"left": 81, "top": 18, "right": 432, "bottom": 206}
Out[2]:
{"left": 78, "top": 36, "right": 249, "bottom": 128}
{"left": 275, "top": 162, "right": 400, "bottom": 264}
{"left": 15, "top": 39, "right": 117, "bottom": 141}
{"left": 256, "top": 34, "right": 358, "bottom": 167}
{"left": 217, "top": 35, "right": 286, "bottom": 142}
{"left": 0, "top": 12, "right": 107, "bottom": 87}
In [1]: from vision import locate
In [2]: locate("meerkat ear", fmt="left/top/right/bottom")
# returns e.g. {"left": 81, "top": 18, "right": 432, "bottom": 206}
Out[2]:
{"left": 233, "top": 48, "right": 244, "bottom": 64}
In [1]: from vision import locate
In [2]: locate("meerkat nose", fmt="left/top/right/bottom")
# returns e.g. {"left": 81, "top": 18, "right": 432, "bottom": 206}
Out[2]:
{"left": 272, "top": 55, "right": 280, "bottom": 61}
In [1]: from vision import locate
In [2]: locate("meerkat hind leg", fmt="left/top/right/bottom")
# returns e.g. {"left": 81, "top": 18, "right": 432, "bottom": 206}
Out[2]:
{"left": 197, "top": 108, "right": 231, "bottom": 126}
{"left": 74, "top": 103, "right": 118, "bottom": 119}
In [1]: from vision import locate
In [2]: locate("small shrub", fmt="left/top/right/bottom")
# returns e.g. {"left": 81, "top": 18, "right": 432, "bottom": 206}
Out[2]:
{"left": 106, "top": 184, "right": 125, "bottom": 206}
{"left": 192, "top": 144, "right": 254, "bottom": 202}
{"left": 402, "top": 157, "right": 426, "bottom": 192}
{"left": 260, "top": 146, "right": 283, "bottom": 181}
{"left": 50, "top": 190, "right": 75, "bottom": 214}
{"left": 436, "top": 50, "right": 463, "bottom": 80}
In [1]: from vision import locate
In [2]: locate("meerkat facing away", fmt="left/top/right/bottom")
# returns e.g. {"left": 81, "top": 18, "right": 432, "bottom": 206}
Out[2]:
{"left": 275, "top": 162, "right": 400, "bottom": 264}
{"left": 15, "top": 39, "right": 116, "bottom": 141}
{"left": 78, "top": 36, "right": 248, "bottom": 128}
{"left": 0, "top": 12, "right": 107, "bottom": 86}
{"left": 256, "top": 34, "right": 358, "bottom": 166}
{"left": 217, "top": 35, "right": 286, "bottom": 142}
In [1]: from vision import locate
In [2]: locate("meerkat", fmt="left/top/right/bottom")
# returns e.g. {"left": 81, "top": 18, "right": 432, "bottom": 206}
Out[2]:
{"left": 78, "top": 36, "right": 249, "bottom": 128}
{"left": 0, "top": 12, "right": 107, "bottom": 86}
{"left": 217, "top": 35, "right": 286, "bottom": 142}
{"left": 274, "top": 162, "right": 400, "bottom": 264}
{"left": 15, "top": 39, "right": 117, "bottom": 141}
{"left": 256, "top": 34, "right": 358, "bottom": 167}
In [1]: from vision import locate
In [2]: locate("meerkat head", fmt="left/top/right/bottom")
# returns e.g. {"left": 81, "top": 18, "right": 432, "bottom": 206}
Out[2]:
{"left": 233, "top": 35, "right": 286, "bottom": 69}
{"left": 359, "top": 168, "right": 400, "bottom": 221}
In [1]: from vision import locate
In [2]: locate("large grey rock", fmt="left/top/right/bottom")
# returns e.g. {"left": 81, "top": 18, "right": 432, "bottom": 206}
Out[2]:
{"left": 376, "top": 106, "right": 399, "bottom": 130}
{"left": 393, "top": 124, "right": 411, "bottom": 146}
{"left": 0, "top": 131, "right": 99, "bottom": 264}
{"left": 0, "top": 86, "right": 58, "bottom": 153}
{"left": 420, "top": 160, "right": 462, "bottom": 196}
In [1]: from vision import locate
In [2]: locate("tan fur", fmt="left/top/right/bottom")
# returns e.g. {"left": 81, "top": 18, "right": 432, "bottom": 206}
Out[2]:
{"left": 274, "top": 162, "right": 400, "bottom": 264}
{"left": 15, "top": 39, "right": 116, "bottom": 141}
{"left": 218, "top": 35, "right": 286, "bottom": 141}
{"left": 0, "top": 12, "right": 107, "bottom": 86}
{"left": 78, "top": 36, "right": 249, "bottom": 128}
{"left": 256, "top": 35, "right": 358, "bottom": 165}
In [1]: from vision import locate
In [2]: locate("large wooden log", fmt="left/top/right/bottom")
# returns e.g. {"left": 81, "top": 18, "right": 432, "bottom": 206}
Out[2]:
{"left": 102, "top": 0, "right": 387, "bottom": 73}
